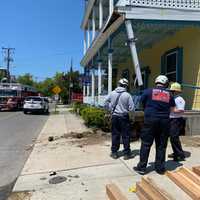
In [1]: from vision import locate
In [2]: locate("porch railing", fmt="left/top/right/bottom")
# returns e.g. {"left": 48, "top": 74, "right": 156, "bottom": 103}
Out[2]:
{"left": 83, "top": 95, "right": 108, "bottom": 107}
{"left": 117, "top": 0, "right": 200, "bottom": 10}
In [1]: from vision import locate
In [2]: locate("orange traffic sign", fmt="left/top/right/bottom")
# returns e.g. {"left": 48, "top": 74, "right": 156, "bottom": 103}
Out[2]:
{"left": 52, "top": 86, "right": 62, "bottom": 94}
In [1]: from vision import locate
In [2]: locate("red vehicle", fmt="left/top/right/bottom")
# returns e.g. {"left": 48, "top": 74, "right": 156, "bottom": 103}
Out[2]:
{"left": 0, "top": 83, "right": 37, "bottom": 111}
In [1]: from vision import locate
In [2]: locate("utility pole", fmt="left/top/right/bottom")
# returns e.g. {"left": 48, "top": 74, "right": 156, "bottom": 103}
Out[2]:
{"left": 2, "top": 47, "right": 15, "bottom": 83}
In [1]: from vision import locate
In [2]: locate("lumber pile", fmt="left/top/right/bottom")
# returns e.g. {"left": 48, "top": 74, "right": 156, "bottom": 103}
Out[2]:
{"left": 106, "top": 166, "right": 200, "bottom": 200}
{"left": 136, "top": 166, "right": 200, "bottom": 200}
{"left": 106, "top": 184, "right": 128, "bottom": 200}
{"left": 167, "top": 167, "right": 200, "bottom": 200}
{"left": 136, "top": 176, "right": 175, "bottom": 200}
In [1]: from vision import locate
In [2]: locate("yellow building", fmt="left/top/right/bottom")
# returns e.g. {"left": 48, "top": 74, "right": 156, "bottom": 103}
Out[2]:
{"left": 81, "top": 0, "right": 200, "bottom": 110}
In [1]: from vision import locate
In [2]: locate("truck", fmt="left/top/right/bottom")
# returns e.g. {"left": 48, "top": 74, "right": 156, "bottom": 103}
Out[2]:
{"left": 0, "top": 83, "right": 37, "bottom": 111}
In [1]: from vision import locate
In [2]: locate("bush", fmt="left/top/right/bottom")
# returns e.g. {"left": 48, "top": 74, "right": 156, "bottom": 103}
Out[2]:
{"left": 73, "top": 102, "right": 87, "bottom": 115}
{"left": 81, "top": 107, "right": 107, "bottom": 128}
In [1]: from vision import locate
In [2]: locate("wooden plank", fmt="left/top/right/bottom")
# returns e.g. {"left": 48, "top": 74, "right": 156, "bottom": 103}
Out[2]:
{"left": 142, "top": 176, "right": 175, "bottom": 200}
{"left": 179, "top": 167, "right": 200, "bottom": 186}
{"left": 136, "top": 182, "right": 155, "bottom": 200}
{"left": 193, "top": 166, "right": 200, "bottom": 177}
{"left": 166, "top": 171, "right": 200, "bottom": 200}
{"left": 106, "top": 184, "right": 128, "bottom": 200}
{"left": 136, "top": 177, "right": 172, "bottom": 200}
{"left": 136, "top": 185, "right": 149, "bottom": 200}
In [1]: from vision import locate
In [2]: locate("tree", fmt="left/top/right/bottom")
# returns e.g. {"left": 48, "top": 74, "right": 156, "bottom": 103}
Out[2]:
{"left": 17, "top": 73, "right": 34, "bottom": 86}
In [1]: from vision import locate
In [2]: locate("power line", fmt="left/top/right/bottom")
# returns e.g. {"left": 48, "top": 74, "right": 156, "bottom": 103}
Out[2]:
{"left": 2, "top": 47, "right": 15, "bottom": 82}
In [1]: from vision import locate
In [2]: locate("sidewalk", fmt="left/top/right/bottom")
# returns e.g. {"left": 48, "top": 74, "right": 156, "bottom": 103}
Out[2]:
{"left": 9, "top": 107, "right": 200, "bottom": 200}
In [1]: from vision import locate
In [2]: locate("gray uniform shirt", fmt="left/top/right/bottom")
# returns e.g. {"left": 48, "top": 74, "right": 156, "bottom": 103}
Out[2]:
{"left": 104, "top": 87, "right": 135, "bottom": 116}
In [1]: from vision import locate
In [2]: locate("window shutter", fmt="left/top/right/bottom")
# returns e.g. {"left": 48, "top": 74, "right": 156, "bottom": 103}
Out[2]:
{"left": 177, "top": 47, "right": 183, "bottom": 83}
{"left": 161, "top": 54, "right": 166, "bottom": 74}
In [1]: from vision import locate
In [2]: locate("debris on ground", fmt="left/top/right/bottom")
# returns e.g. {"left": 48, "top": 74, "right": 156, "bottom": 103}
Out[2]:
{"left": 49, "top": 171, "right": 57, "bottom": 176}
{"left": 8, "top": 192, "right": 32, "bottom": 200}
{"left": 48, "top": 136, "right": 54, "bottom": 142}
{"left": 49, "top": 176, "right": 67, "bottom": 184}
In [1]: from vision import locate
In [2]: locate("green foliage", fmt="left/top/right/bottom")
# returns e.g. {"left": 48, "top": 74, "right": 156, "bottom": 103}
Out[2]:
{"left": 16, "top": 69, "right": 82, "bottom": 104}
{"left": 80, "top": 107, "right": 106, "bottom": 128}
{"left": 17, "top": 73, "right": 34, "bottom": 86}
{"left": 73, "top": 103, "right": 111, "bottom": 131}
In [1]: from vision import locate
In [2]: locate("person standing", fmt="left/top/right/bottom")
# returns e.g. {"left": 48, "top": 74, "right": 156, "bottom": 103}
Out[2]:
{"left": 168, "top": 82, "right": 186, "bottom": 161}
{"left": 134, "top": 75, "right": 175, "bottom": 175}
{"left": 104, "top": 78, "right": 135, "bottom": 160}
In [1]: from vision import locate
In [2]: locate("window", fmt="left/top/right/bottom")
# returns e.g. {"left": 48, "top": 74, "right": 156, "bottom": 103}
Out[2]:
{"left": 161, "top": 47, "right": 183, "bottom": 83}
{"left": 165, "top": 51, "right": 177, "bottom": 82}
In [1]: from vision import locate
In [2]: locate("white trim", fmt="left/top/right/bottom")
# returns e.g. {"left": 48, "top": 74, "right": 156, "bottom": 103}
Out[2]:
{"left": 125, "top": 20, "right": 143, "bottom": 86}
{"left": 81, "top": 0, "right": 96, "bottom": 29}
{"left": 121, "top": 7, "right": 200, "bottom": 21}
{"left": 98, "top": 62, "right": 102, "bottom": 102}
{"left": 108, "top": 52, "right": 113, "bottom": 94}
{"left": 91, "top": 68, "right": 95, "bottom": 103}
{"left": 116, "top": 0, "right": 200, "bottom": 11}
{"left": 92, "top": 8, "right": 96, "bottom": 40}
{"left": 99, "top": 0, "right": 103, "bottom": 29}
{"left": 81, "top": 15, "right": 125, "bottom": 67}
{"left": 109, "top": 0, "right": 114, "bottom": 16}
{"left": 87, "top": 21, "right": 91, "bottom": 49}
{"left": 84, "top": 30, "right": 87, "bottom": 54}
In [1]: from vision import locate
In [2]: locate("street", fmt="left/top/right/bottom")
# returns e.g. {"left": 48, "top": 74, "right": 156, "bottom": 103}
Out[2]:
{"left": 0, "top": 111, "right": 48, "bottom": 200}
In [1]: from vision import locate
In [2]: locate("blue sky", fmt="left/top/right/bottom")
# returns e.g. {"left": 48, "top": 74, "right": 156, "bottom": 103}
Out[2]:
{"left": 0, "top": 0, "right": 84, "bottom": 81}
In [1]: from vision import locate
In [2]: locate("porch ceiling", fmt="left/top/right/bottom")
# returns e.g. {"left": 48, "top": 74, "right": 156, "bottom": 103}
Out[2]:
{"left": 91, "top": 20, "right": 200, "bottom": 69}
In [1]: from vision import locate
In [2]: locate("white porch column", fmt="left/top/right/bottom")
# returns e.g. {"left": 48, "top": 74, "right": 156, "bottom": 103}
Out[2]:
{"left": 108, "top": 50, "right": 113, "bottom": 94}
{"left": 87, "top": 84, "right": 90, "bottom": 96}
{"left": 92, "top": 8, "right": 96, "bottom": 41}
{"left": 91, "top": 68, "right": 95, "bottom": 104}
{"left": 83, "top": 85, "right": 86, "bottom": 96}
{"left": 98, "top": 61, "right": 102, "bottom": 104}
{"left": 87, "top": 21, "right": 90, "bottom": 49}
{"left": 84, "top": 30, "right": 87, "bottom": 54}
{"left": 109, "top": 0, "right": 114, "bottom": 16}
{"left": 99, "top": 0, "right": 103, "bottom": 29}
{"left": 125, "top": 20, "right": 143, "bottom": 86}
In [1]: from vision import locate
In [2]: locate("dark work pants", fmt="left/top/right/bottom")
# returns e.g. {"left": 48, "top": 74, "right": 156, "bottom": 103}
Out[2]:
{"left": 170, "top": 118, "right": 185, "bottom": 158}
{"left": 111, "top": 115, "right": 131, "bottom": 155}
{"left": 138, "top": 118, "right": 170, "bottom": 171}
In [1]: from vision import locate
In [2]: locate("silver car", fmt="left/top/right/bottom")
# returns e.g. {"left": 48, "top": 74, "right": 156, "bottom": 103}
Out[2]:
{"left": 23, "top": 96, "right": 49, "bottom": 114}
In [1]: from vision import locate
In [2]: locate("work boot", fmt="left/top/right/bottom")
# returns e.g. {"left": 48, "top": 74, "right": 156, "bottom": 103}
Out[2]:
{"left": 173, "top": 156, "right": 185, "bottom": 162}
{"left": 110, "top": 152, "right": 119, "bottom": 159}
{"left": 155, "top": 168, "right": 166, "bottom": 175}
{"left": 133, "top": 166, "right": 146, "bottom": 175}
{"left": 123, "top": 152, "right": 134, "bottom": 160}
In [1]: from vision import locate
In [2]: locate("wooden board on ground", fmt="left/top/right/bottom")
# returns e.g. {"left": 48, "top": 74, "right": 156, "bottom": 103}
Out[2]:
{"left": 193, "top": 166, "right": 200, "bottom": 177}
{"left": 151, "top": 172, "right": 192, "bottom": 200}
{"left": 166, "top": 168, "right": 200, "bottom": 200}
{"left": 136, "top": 176, "right": 174, "bottom": 200}
{"left": 106, "top": 184, "right": 128, "bottom": 200}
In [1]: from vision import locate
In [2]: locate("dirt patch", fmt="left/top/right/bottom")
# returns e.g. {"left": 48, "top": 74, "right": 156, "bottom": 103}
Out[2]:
{"left": 181, "top": 136, "right": 200, "bottom": 147}
{"left": 62, "top": 129, "right": 110, "bottom": 146}
{"left": 8, "top": 192, "right": 32, "bottom": 200}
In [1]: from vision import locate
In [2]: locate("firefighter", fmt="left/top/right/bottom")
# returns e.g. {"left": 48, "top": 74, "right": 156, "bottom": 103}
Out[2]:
{"left": 168, "top": 82, "right": 186, "bottom": 161}
{"left": 104, "top": 78, "right": 135, "bottom": 160}
{"left": 134, "top": 75, "right": 175, "bottom": 175}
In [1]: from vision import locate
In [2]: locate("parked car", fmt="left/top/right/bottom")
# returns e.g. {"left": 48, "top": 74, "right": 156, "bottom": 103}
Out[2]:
{"left": 23, "top": 96, "right": 49, "bottom": 114}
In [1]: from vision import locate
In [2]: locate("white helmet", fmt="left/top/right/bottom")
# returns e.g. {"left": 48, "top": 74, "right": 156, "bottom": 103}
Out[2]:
{"left": 118, "top": 78, "right": 128, "bottom": 86}
{"left": 155, "top": 75, "right": 169, "bottom": 85}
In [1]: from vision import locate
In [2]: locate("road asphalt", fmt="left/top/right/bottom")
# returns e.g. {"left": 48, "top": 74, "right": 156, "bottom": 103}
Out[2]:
{"left": 0, "top": 111, "right": 48, "bottom": 200}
